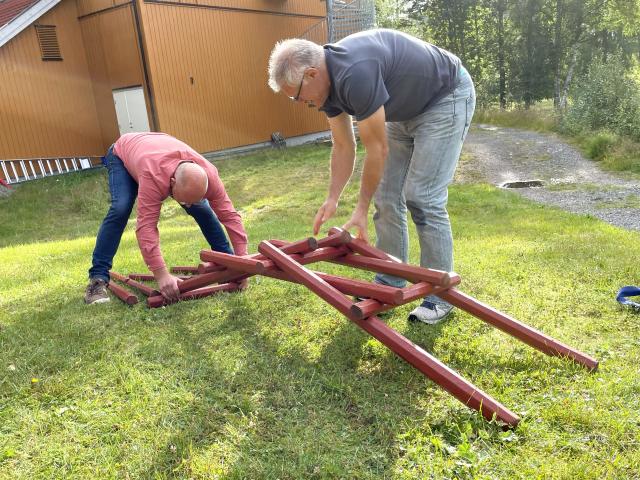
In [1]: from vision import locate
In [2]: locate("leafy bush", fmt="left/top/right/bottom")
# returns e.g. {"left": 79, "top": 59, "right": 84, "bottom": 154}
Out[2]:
{"left": 583, "top": 132, "right": 618, "bottom": 161}
{"left": 562, "top": 56, "right": 640, "bottom": 141}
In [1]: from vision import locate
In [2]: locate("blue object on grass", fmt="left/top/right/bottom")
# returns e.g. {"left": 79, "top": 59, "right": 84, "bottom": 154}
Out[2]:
{"left": 616, "top": 286, "right": 640, "bottom": 311}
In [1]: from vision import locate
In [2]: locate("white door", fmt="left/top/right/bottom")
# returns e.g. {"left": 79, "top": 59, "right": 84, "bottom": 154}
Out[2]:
{"left": 113, "top": 87, "right": 150, "bottom": 135}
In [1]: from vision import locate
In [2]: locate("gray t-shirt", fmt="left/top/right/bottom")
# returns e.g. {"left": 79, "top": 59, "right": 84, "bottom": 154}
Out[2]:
{"left": 320, "top": 29, "right": 461, "bottom": 122}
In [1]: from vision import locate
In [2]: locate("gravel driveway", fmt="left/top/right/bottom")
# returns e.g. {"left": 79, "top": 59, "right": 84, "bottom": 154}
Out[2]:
{"left": 459, "top": 124, "right": 640, "bottom": 231}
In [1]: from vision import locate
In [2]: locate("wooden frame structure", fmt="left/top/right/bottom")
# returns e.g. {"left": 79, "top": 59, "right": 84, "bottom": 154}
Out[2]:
{"left": 108, "top": 227, "right": 599, "bottom": 427}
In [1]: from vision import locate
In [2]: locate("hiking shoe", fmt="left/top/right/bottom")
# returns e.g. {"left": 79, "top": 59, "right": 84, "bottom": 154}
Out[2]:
{"left": 84, "top": 278, "right": 110, "bottom": 304}
{"left": 408, "top": 299, "right": 453, "bottom": 325}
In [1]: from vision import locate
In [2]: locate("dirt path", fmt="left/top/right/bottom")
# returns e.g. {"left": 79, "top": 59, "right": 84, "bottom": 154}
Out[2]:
{"left": 458, "top": 124, "right": 640, "bottom": 231}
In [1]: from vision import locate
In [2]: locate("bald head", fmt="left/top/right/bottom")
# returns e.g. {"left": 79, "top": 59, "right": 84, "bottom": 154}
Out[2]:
{"left": 172, "top": 162, "right": 208, "bottom": 206}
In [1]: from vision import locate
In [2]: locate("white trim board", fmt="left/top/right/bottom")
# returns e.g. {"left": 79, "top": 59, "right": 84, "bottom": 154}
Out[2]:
{"left": 0, "top": 0, "right": 62, "bottom": 49}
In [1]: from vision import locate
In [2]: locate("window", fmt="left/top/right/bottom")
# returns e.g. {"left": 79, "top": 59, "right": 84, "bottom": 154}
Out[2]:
{"left": 34, "top": 25, "right": 62, "bottom": 61}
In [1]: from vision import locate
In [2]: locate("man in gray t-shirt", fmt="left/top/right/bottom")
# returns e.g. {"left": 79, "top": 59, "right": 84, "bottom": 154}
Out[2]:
{"left": 268, "top": 29, "right": 476, "bottom": 324}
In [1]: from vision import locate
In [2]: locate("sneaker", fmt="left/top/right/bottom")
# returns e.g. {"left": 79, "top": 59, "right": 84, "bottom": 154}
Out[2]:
{"left": 408, "top": 299, "right": 453, "bottom": 325}
{"left": 84, "top": 278, "right": 110, "bottom": 304}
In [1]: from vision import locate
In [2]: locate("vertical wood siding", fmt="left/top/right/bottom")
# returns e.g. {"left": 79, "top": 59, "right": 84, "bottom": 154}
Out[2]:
{"left": 138, "top": 1, "right": 329, "bottom": 152}
{"left": 79, "top": 4, "right": 146, "bottom": 150}
{"left": 0, "top": 0, "right": 103, "bottom": 162}
{"left": 76, "top": 0, "right": 132, "bottom": 18}
{"left": 144, "top": 0, "right": 326, "bottom": 17}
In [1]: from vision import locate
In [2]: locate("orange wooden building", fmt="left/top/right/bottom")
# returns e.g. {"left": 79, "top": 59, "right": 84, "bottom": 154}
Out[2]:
{"left": 0, "top": 0, "right": 329, "bottom": 182}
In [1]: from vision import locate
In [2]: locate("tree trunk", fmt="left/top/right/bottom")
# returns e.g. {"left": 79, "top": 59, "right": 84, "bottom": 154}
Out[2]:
{"left": 553, "top": 0, "right": 563, "bottom": 109}
{"left": 559, "top": 45, "right": 578, "bottom": 110}
{"left": 497, "top": 0, "right": 506, "bottom": 109}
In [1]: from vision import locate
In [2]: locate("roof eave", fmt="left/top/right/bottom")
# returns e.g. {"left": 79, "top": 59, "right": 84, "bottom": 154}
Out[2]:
{"left": 0, "top": 0, "right": 63, "bottom": 48}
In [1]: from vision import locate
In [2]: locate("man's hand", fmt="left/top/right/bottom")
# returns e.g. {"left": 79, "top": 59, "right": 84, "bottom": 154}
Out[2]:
{"left": 237, "top": 277, "right": 249, "bottom": 291}
{"left": 154, "top": 268, "right": 182, "bottom": 301}
{"left": 342, "top": 207, "right": 369, "bottom": 243}
{"left": 313, "top": 198, "right": 338, "bottom": 235}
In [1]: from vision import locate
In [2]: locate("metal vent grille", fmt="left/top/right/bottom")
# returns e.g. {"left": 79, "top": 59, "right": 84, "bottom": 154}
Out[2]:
{"left": 34, "top": 24, "right": 62, "bottom": 61}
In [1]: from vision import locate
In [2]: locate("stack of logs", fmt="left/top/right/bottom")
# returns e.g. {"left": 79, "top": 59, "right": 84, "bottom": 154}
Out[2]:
{"left": 105, "top": 227, "right": 599, "bottom": 427}
{"left": 107, "top": 266, "right": 238, "bottom": 307}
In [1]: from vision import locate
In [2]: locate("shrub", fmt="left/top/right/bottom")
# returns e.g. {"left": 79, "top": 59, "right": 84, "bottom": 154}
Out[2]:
{"left": 583, "top": 132, "right": 618, "bottom": 161}
{"left": 562, "top": 56, "right": 640, "bottom": 141}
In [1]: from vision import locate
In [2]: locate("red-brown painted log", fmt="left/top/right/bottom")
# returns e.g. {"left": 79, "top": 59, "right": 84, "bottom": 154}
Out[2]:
{"left": 264, "top": 245, "right": 350, "bottom": 266}
{"left": 178, "top": 269, "right": 248, "bottom": 293}
{"left": 128, "top": 273, "right": 191, "bottom": 282}
{"left": 258, "top": 241, "right": 356, "bottom": 320}
{"left": 271, "top": 236, "right": 452, "bottom": 306}
{"left": 262, "top": 269, "right": 404, "bottom": 305}
{"left": 328, "top": 226, "right": 400, "bottom": 261}
{"left": 199, "top": 251, "right": 268, "bottom": 274}
{"left": 110, "top": 271, "right": 158, "bottom": 296}
{"left": 200, "top": 239, "right": 316, "bottom": 270}
{"left": 298, "top": 245, "right": 350, "bottom": 264}
{"left": 197, "top": 262, "right": 227, "bottom": 274}
{"left": 270, "top": 234, "right": 348, "bottom": 252}
{"left": 352, "top": 314, "right": 520, "bottom": 426}
{"left": 109, "top": 271, "right": 130, "bottom": 284}
{"left": 148, "top": 282, "right": 239, "bottom": 308}
{"left": 267, "top": 237, "right": 318, "bottom": 255}
{"left": 107, "top": 281, "right": 138, "bottom": 305}
{"left": 170, "top": 266, "right": 199, "bottom": 274}
{"left": 249, "top": 237, "right": 318, "bottom": 264}
{"left": 439, "top": 289, "right": 599, "bottom": 371}
{"left": 332, "top": 254, "right": 452, "bottom": 287}
{"left": 127, "top": 273, "right": 156, "bottom": 281}
{"left": 268, "top": 239, "right": 290, "bottom": 249}
{"left": 350, "top": 284, "right": 456, "bottom": 320}
{"left": 316, "top": 230, "right": 352, "bottom": 249}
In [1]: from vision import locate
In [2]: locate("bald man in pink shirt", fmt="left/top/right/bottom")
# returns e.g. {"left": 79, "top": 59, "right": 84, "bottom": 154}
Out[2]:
{"left": 85, "top": 132, "right": 248, "bottom": 304}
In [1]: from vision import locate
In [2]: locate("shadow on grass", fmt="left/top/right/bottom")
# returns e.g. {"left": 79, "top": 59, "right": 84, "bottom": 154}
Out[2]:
{"left": 133, "top": 294, "right": 536, "bottom": 478}
{"left": 0, "top": 265, "right": 597, "bottom": 478}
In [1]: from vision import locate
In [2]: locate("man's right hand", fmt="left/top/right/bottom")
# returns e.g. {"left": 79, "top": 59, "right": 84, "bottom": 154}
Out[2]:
{"left": 154, "top": 268, "right": 182, "bottom": 301}
{"left": 313, "top": 198, "right": 338, "bottom": 235}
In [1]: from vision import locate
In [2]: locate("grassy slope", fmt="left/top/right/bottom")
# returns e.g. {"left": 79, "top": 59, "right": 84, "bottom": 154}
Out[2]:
{"left": 1, "top": 144, "right": 639, "bottom": 479}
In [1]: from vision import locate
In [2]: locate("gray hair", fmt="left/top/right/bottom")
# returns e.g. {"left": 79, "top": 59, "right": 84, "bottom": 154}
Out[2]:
{"left": 267, "top": 38, "right": 324, "bottom": 92}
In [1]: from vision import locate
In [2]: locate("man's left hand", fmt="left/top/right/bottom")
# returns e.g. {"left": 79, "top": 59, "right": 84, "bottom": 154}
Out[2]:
{"left": 342, "top": 209, "right": 369, "bottom": 243}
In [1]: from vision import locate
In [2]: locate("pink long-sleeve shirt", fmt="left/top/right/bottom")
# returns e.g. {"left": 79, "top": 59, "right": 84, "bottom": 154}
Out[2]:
{"left": 113, "top": 132, "right": 248, "bottom": 272}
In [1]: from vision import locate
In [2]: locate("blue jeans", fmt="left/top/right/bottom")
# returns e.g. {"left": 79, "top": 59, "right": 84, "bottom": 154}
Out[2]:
{"left": 89, "top": 147, "right": 233, "bottom": 282}
{"left": 373, "top": 68, "right": 476, "bottom": 290}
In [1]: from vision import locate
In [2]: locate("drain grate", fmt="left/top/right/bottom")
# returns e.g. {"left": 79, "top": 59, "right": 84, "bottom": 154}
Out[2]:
{"left": 499, "top": 180, "right": 544, "bottom": 188}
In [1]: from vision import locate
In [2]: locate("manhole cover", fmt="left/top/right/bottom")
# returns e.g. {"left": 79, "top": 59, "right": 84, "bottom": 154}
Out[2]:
{"left": 499, "top": 180, "right": 544, "bottom": 188}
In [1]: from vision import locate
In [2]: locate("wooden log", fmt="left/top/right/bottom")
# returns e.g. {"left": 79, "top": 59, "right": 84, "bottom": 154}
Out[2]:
{"left": 170, "top": 266, "right": 200, "bottom": 274}
{"left": 258, "top": 241, "right": 356, "bottom": 320}
{"left": 352, "top": 314, "right": 520, "bottom": 426}
{"left": 107, "top": 282, "right": 138, "bottom": 305}
{"left": 332, "top": 254, "right": 452, "bottom": 287}
{"left": 128, "top": 273, "right": 191, "bottom": 282}
{"left": 200, "top": 250, "right": 269, "bottom": 274}
{"left": 197, "top": 262, "right": 227, "bottom": 274}
{"left": 148, "top": 282, "right": 239, "bottom": 308}
{"left": 262, "top": 269, "right": 404, "bottom": 305}
{"left": 328, "top": 226, "right": 399, "bottom": 261}
{"left": 439, "top": 289, "right": 599, "bottom": 371}
{"left": 109, "top": 271, "right": 158, "bottom": 296}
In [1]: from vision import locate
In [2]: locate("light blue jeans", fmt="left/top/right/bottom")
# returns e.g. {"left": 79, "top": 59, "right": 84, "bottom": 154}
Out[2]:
{"left": 373, "top": 68, "right": 475, "bottom": 292}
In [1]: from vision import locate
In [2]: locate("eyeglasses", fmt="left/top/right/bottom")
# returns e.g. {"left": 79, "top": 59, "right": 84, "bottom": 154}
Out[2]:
{"left": 289, "top": 73, "right": 305, "bottom": 102}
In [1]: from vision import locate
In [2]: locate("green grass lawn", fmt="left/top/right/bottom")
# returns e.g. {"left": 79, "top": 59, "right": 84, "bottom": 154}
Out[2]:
{"left": 1, "top": 144, "right": 639, "bottom": 479}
